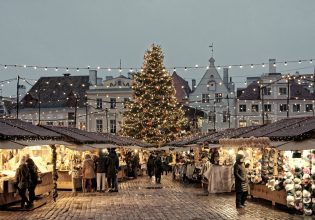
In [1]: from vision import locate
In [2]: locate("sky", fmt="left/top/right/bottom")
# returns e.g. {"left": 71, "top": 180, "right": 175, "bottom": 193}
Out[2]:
{"left": 0, "top": 0, "right": 315, "bottom": 96}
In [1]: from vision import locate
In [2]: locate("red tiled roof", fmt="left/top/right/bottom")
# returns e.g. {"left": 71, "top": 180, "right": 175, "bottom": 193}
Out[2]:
{"left": 172, "top": 71, "right": 191, "bottom": 103}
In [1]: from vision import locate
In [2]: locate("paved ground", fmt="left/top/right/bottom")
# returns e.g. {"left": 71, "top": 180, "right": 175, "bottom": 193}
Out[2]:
{"left": 0, "top": 175, "right": 311, "bottom": 220}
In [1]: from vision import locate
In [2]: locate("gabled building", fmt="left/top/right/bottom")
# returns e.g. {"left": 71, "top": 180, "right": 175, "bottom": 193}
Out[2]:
{"left": 14, "top": 73, "right": 90, "bottom": 129}
{"left": 188, "top": 57, "right": 236, "bottom": 132}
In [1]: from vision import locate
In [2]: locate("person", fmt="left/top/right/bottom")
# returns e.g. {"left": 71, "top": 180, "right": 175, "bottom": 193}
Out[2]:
{"left": 82, "top": 154, "right": 96, "bottom": 192}
{"left": 96, "top": 150, "right": 109, "bottom": 192}
{"left": 234, "top": 154, "right": 248, "bottom": 209}
{"left": 154, "top": 156, "right": 163, "bottom": 184}
{"left": 91, "top": 154, "right": 98, "bottom": 192}
{"left": 107, "top": 148, "right": 119, "bottom": 192}
{"left": 26, "top": 155, "right": 39, "bottom": 205}
{"left": 14, "top": 156, "right": 31, "bottom": 209}
{"left": 147, "top": 154, "right": 155, "bottom": 178}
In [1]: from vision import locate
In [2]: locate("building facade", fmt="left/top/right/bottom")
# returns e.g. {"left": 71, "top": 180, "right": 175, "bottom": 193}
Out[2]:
{"left": 236, "top": 60, "right": 315, "bottom": 127}
{"left": 188, "top": 57, "right": 236, "bottom": 132}
{"left": 86, "top": 73, "right": 132, "bottom": 134}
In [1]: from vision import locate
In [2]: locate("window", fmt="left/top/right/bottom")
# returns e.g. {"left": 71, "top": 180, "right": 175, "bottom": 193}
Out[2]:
{"left": 223, "top": 111, "right": 228, "bottom": 122}
{"left": 58, "top": 121, "right": 64, "bottom": 126}
{"left": 110, "top": 98, "right": 116, "bottom": 109}
{"left": 68, "top": 112, "right": 75, "bottom": 120}
{"left": 293, "top": 104, "right": 300, "bottom": 112}
{"left": 264, "top": 104, "right": 272, "bottom": 112}
{"left": 46, "top": 121, "right": 53, "bottom": 125}
{"left": 117, "top": 80, "right": 122, "bottom": 86}
{"left": 96, "top": 119, "right": 103, "bottom": 132}
{"left": 262, "top": 87, "right": 271, "bottom": 95}
{"left": 279, "top": 104, "right": 288, "bottom": 112}
{"left": 96, "top": 98, "right": 103, "bottom": 109}
{"left": 239, "top": 120, "right": 247, "bottom": 128}
{"left": 251, "top": 105, "right": 259, "bottom": 112}
{"left": 215, "top": 93, "right": 223, "bottom": 103}
{"left": 251, "top": 120, "right": 260, "bottom": 125}
{"left": 239, "top": 104, "right": 246, "bottom": 112}
{"left": 279, "top": 88, "right": 287, "bottom": 95}
{"left": 110, "top": 119, "right": 116, "bottom": 134}
{"left": 68, "top": 121, "right": 75, "bottom": 127}
{"left": 202, "top": 94, "right": 210, "bottom": 103}
{"left": 124, "top": 98, "right": 129, "bottom": 108}
{"left": 306, "top": 104, "right": 313, "bottom": 112}
{"left": 79, "top": 122, "right": 86, "bottom": 130}
{"left": 207, "top": 81, "right": 216, "bottom": 91}
{"left": 208, "top": 112, "right": 216, "bottom": 123}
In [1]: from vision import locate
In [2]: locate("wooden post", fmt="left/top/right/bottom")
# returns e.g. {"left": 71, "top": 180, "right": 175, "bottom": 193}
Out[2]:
{"left": 51, "top": 144, "right": 58, "bottom": 201}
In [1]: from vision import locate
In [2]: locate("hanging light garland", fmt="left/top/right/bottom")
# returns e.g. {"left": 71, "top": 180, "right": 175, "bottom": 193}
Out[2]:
{"left": 0, "top": 58, "right": 313, "bottom": 72}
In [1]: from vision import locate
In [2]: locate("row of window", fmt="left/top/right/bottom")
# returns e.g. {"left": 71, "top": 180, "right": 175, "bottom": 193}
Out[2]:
{"left": 262, "top": 87, "right": 287, "bottom": 96}
{"left": 239, "top": 104, "right": 314, "bottom": 113}
{"left": 96, "top": 98, "right": 129, "bottom": 109}
{"left": 202, "top": 93, "right": 223, "bottom": 103}
{"left": 96, "top": 119, "right": 116, "bottom": 133}
{"left": 208, "top": 111, "right": 229, "bottom": 123}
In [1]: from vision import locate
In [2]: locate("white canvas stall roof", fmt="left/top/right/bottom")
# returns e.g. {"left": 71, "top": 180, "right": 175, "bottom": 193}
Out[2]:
{"left": 86, "top": 144, "right": 118, "bottom": 149}
{"left": 66, "top": 145, "right": 96, "bottom": 151}
{"left": 270, "top": 141, "right": 290, "bottom": 147}
{"left": 13, "top": 140, "right": 73, "bottom": 147}
{"left": 277, "top": 139, "right": 315, "bottom": 151}
{"left": 0, "top": 141, "right": 25, "bottom": 149}
{"left": 123, "top": 145, "right": 142, "bottom": 150}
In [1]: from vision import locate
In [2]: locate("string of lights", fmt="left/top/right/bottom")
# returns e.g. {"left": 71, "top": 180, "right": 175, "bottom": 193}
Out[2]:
{"left": 0, "top": 58, "right": 314, "bottom": 72}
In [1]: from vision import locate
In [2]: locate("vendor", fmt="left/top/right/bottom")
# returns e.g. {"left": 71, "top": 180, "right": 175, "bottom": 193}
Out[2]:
{"left": 234, "top": 153, "right": 249, "bottom": 209}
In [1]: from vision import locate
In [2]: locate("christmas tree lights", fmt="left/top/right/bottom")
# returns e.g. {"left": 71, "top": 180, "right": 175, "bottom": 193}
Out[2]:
{"left": 120, "top": 44, "right": 188, "bottom": 145}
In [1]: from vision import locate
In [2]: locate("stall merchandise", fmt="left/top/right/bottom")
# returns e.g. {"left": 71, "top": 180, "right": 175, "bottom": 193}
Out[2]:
{"left": 0, "top": 145, "right": 53, "bottom": 206}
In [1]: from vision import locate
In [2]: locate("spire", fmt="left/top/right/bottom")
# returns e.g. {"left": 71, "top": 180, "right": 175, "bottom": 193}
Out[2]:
{"left": 209, "top": 57, "right": 215, "bottom": 66}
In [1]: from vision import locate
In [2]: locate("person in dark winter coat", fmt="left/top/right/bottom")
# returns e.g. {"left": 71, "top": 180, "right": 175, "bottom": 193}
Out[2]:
{"left": 234, "top": 154, "right": 248, "bottom": 209}
{"left": 147, "top": 155, "right": 155, "bottom": 178}
{"left": 15, "top": 156, "right": 31, "bottom": 209}
{"left": 96, "top": 151, "right": 109, "bottom": 192}
{"left": 154, "top": 156, "right": 163, "bottom": 184}
{"left": 26, "top": 156, "right": 39, "bottom": 205}
{"left": 107, "top": 149, "right": 119, "bottom": 192}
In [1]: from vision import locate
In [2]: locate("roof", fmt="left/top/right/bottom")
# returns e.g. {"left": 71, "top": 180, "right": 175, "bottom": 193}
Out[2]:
{"left": 238, "top": 82, "right": 260, "bottom": 100}
{"left": 20, "top": 75, "right": 90, "bottom": 109}
{"left": 172, "top": 71, "right": 191, "bottom": 103}
{"left": 0, "top": 119, "right": 61, "bottom": 140}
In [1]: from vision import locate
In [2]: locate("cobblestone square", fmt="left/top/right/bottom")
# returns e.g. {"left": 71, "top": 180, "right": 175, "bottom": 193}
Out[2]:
{"left": 0, "top": 175, "right": 311, "bottom": 220}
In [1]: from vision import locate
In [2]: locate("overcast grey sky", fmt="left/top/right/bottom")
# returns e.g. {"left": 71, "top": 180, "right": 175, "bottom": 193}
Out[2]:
{"left": 0, "top": 0, "right": 314, "bottom": 96}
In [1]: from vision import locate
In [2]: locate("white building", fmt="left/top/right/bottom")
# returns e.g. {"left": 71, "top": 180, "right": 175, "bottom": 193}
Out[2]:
{"left": 236, "top": 59, "right": 315, "bottom": 127}
{"left": 188, "top": 57, "right": 236, "bottom": 132}
{"left": 86, "top": 72, "right": 132, "bottom": 134}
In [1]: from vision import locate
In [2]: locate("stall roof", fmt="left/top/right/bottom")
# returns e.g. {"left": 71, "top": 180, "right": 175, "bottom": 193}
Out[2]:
{"left": 117, "top": 135, "right": 154, "bottom": 148}
{"left": 241, "top": 117, "right": 310, "bottom": 138}
{"left": 265, "top": 117, "right": 315, "bottom": 138}
{"left": 13, "top": 140, "right": 73, "bottom": 147}
{"left": 0, "top": 119, "right": 61, "bottom": 138}
{"left": 0, "top": 121, "right": 37, "bottom": 138}
{"left": 277, "top": 139, "right": 315, "bottom": 151}
{"left": 42, "top": 126, "right": 96, "bottom": 143}
{"left": 167, "top": 133, "right": 212, "bottom": 147}
{"left": 0, "top": 140, "right": 25, "bottom": 149}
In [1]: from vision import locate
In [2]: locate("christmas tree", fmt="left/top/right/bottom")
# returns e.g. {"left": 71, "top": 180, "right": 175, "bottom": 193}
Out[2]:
{"left": 120, "top": 44, "right": 188, "bottom": 145}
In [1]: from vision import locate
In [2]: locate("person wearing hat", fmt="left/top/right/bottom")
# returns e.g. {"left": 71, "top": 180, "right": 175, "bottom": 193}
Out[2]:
{"left": 234, "top": 154, "right": 248, "bottom": 209}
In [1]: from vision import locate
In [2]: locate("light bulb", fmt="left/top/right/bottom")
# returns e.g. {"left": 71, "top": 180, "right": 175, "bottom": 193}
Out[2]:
{"left": 55, "top": 67, "right": 58, "bottom": 71}
{"left": 23, "top": 65, "right": 27, "bottom": 68}
{"left": 262, "top": 63, "right": 265, "bottom": 67}
{"left": 4, "top": 65, "right": 7, "bottom": 69}
{"left": 284, "top": 62, "right": 287, "bottom": 66}
{"left": 44, "top": 67, "right": 48, "bottom": 71}
{"left": 251, "top": 64, "right": 254, "bottom": 68}
{"left": 240, "top": 65, "right": 243, "bottom": 68}
{"left": 76, "top": 68, "right": 79, "bottom": 72}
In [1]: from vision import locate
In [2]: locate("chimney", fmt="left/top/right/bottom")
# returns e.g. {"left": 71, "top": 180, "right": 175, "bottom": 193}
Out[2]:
{"left": 223, "top": 68, "right": 229, "bottom": 86}
{"left": 269, "top": 58, "right": 276, "bottom": 74}
{"left": 89, "top": 70, "right": 97, "bottom": 86}
{"left": 192, "top": 79, "right": 196, "bottom": 92}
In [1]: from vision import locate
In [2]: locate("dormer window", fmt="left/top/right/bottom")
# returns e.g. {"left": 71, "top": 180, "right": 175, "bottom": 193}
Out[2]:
{"left": 208, "top": 80, "right": 216, "bottom": 91}
{"left": 210, "top": 75, "right": 214, "bottom": 79}
{"left": 117, "top": 80, "right": 122, "bottom": 86}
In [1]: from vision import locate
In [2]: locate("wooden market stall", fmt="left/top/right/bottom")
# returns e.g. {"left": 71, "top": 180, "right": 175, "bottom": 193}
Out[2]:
{"left": 0, "top": 119, "right": 63, "bottom": 206}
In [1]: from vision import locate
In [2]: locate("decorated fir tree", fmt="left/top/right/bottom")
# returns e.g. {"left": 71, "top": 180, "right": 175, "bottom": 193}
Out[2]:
{"left": 120, "top": 44, "right": 188, "bottom": 145}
